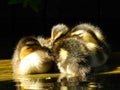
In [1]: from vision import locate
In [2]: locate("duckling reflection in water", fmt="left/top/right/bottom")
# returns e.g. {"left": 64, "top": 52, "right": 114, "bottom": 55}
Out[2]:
{"left": 12, "top": 36, "right": 54, "bottom": 75}
{"left": 13, "top": 76, "right": 56, "bottom": 90}
{"left": 51, "top": 23, "right": 110, "bottom": 77}
{"left": 14, "top": 76, "right": 55, "bottom": 90}
{"left": 14, "top": 76, "right": 101, "bottom": 90}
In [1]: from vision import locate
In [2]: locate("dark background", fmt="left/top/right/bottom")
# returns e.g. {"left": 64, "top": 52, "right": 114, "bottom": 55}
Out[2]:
{"left": 0, "top": 0, "right": 119, "bottom": 59}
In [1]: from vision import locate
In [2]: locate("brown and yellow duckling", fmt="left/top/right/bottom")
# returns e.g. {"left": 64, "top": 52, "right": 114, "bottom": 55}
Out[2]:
{"left": 68, "top": 23, "right": 110, "bottom": 67}
{"left": 51, "top": 23, "right": 110, "bottom": 77}
{"left": 12, "top": 36, "right": 54, "bottom": 75}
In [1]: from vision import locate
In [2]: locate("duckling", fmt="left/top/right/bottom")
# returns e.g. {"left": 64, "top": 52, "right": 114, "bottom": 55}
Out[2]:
{"left": 12, "top": 36, "right": 54, "bottom": 75}
{"left": 52, "top": 36, "right": 91, "bottom": 77}
{"left": 68, "top": 23, "right": 110, "bottom": 67}
{"left": 51, "top": 24, "right": 90, "bottom": 77}
{"left": 51, "top": 23, "right": 110, "bottom": 77}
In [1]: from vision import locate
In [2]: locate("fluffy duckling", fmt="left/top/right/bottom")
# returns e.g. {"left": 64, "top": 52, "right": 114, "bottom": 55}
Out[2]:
{"left": 12, "top": 36, "right": 54, "bottom": 75}
{"left": 52, "top": 36, "right": 91, "bottom": 77}
{"left": 68, "top": 23, "right": 110, "bottom": 67}
{"left": 51, "top": 24, "right": 90, "bottom": 77}
{"left": 51, "top": 23, "right": 110, "bottom": 77}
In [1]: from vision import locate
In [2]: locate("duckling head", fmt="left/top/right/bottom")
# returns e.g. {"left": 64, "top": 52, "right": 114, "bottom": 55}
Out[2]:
{"left": 51, "top": 24, "right": 69, "bottom": 43}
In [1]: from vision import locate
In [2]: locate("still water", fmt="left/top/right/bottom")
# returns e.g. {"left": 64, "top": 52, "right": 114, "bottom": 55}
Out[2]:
{"left": 0, "top": 73, "right": 120, "bottom": 90}
{"left": 0, "top": 52, "right": 120, "bottom": 90}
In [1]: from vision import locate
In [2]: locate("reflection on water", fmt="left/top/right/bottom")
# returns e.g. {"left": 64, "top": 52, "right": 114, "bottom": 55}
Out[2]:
{"left": 11, "top": 74, "right": 120, "bottom": 90}
{"left": 1, "top": 52, "right": 120, "bottom": 90}
{"left": 0, "top": 73, "right": 120, "bottom": 90}
{"left": 14, "top": 75, "right": 56, "bottom": 90}
{"left": 13, "top": 74, "right": 100, "bottom": 90}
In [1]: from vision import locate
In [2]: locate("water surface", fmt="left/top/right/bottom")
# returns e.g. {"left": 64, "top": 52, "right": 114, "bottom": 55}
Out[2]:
{"left": 1, "top": 73, "right": 120, "bottom": 90}
{"left": 0, "top": 52, "right": 120, "bottom": 90}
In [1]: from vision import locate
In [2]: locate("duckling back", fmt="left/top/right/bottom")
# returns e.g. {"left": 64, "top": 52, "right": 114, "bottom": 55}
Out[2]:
{"left": 12, "top": 36, "right": 54, "bottom": 75}
{"left": 52, "top": 36, "right": 91, "bottom": 77}
{"left": 51, "top": 23, "right": 110, "bottom": 77}
{"left": 69, "top": 23, "right": 110, "bottom": 67}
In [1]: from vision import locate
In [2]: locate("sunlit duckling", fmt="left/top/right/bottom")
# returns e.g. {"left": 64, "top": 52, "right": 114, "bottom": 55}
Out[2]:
{"left": 69, "top": 23, "right": 110, "bottom": 67}
{"left": 12, "top": 36, "right": 54, "bottom": 75}
{"left": 51, "top": 23, "right": 110, "bottom": 77}
{"left": 52, "top": 36, "right": 91, "bottom": 77}
{"left": 50, "top": 24, "right": 90, "bottom": 77}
